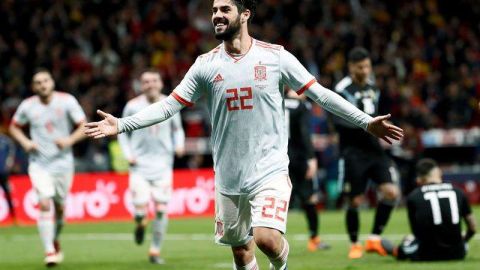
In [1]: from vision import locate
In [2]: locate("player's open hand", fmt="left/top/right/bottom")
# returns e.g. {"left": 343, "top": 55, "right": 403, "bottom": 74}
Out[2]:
{"left": 85, "top": 110, "right": 119, "bottom": 139}
{"left": 367, "top": 114, "right": 403, "bottom": 144}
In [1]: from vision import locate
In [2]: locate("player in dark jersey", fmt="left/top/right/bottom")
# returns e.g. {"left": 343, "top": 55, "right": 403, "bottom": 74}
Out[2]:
{"left": 381, "top": 158, "right": 476, "bottom": 261}
{"left": 0, "top": 131, "right": 15, "bottom": 222}
{"left": 332, "top": 47, "right": 400, "bottom": 259}
{"left": 285, "top": 89, "right": 330, "bottom": 251}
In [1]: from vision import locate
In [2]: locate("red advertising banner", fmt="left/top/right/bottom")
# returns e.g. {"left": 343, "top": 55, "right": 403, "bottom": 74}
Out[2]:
{"left": 0, "top": 169, "right": 215, "bottom": 226}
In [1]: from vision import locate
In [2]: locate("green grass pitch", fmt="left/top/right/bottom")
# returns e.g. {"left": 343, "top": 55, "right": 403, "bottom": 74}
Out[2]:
{"left": 1, "top": 207, "right": 479, "bottom": 270}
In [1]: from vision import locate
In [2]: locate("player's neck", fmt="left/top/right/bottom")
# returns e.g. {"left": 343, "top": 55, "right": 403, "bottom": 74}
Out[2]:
{"left": 223, "top": 29, "right": 252, "bottom": 55}
{"left": 352, "top": 77, "right": 368, "bottom": 87}
{"left": 146, "top": 94, "right": 160, "bottom": 104}
{"left": 38, "top": 92, "right": 54, "bottom": 104}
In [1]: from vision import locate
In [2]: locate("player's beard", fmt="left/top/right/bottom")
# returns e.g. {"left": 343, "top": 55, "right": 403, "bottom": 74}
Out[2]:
{"left": 214, "top": 16, "right": 241, "bottom": 41}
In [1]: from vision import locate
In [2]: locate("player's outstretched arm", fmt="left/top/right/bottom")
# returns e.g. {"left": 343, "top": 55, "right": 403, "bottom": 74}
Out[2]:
{"left": 85, "top": 95, "right": 184, "bottom": 139}
{"left": 304, "top": 82, "right": 403, "bottom": 144}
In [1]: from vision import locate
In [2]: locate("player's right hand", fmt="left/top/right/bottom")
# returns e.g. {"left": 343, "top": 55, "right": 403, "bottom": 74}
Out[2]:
{"left": 85, "top": 110, "right": 119, "bottom": 139}
{"left": 24, "top": 141, "right": 38, "bottom": 153}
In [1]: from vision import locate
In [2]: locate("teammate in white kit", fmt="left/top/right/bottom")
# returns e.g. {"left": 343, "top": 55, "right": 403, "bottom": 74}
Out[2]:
{"left": 85, "top": 1, "right": 403, "bottom": 269}
{"left": 9, "top": 69, "right": 86, "bottom": 266}
{"left": 118, "top": 70, "right": 185, "bottom": 264}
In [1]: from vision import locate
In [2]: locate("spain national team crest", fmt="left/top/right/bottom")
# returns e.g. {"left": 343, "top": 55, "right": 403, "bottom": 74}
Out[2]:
{"left": 254, "top": 65, "right": 267, "bottom": 81}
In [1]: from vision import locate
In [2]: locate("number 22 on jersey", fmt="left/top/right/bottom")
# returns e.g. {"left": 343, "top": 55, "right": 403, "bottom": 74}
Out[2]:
{"left": 226, "top": 87, "right": 253, "bottom": 111}
{"left": 424, "top": 191, "right": 459, "bottom": 225}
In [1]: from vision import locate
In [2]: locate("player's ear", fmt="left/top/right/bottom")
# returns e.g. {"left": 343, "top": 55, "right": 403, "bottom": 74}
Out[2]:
{"left": 241, "top": 9, "right": 251, "bottom": 24}
{"left": 415, "top": 177, "right": 422, "bottom": 186}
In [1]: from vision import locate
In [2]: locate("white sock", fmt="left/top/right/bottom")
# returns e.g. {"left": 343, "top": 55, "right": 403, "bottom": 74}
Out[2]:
{"left": 234, "top": 256, "right": 259, "bottom": 270}
{"left": 150, "top": 211, "right": 168, "bottom": 253}
{"left": 268, "top": 238, "right": 289, "bottom": 270}
{"left": 37, "top": 211, "right": 55, "bottom": 254}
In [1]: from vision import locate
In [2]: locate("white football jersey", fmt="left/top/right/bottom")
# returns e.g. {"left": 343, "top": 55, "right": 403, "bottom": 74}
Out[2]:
{"left": 118, "top": 94, "right": 185, "bottom": 180}
{"left": 12, "top": 92, "right": 86, "bottom": 173}
{"left": 172, "top": 39, "right": 316, "bottom": 195}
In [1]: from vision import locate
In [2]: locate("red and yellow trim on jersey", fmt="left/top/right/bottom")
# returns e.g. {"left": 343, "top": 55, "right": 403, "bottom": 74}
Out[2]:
{"left": 171, "top": 92, "right": 194, "bottom": 107}
{"left": 296, "top": 78, "right": 316, "bottom": 95}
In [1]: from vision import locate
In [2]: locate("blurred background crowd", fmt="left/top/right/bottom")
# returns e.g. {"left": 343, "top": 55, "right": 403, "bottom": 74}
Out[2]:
{"left": 0, "top": 0, "right": 479, "bottom": 195}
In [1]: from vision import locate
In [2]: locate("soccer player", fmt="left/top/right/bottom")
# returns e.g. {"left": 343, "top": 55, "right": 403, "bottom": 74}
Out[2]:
{"left": 9, "top": 69, "right": 86, "bottom": 266}
{"left": 0, "top": 131, "right": 16, "bottom": 222}
{"left": 285, "top": 89, "right": 330, "bottom": 251}
{"left": 381, "top": 158, "right": 477, "bottom": 261}
{"left": 85, "top": 1, "right": 403, "bottom": 269}
{"left": 118, "top": 70, "right": 185, "bottom": 264}
{"left": 332, "top": 47, "right": 400, "bottom": 259}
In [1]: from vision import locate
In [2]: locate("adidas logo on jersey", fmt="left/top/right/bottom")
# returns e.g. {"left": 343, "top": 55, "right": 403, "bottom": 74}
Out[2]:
{"left": 213, "top": 74, "right": 224, "bottom": 83}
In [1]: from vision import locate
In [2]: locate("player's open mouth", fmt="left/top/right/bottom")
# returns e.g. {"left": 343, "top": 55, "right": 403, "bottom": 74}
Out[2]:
{"left": 215, "top": 23, "right": 227, "bottom": 31}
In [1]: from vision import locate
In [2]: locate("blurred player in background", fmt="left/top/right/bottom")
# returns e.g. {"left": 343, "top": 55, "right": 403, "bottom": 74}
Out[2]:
{"left": 332, "top": 47, "right": 400, "bottom": 259}
{"left": 285, "top": 89, "right": 330, "bottom": 251}
{"left": 9, "top": 69, "right": 86, "bottom": 266}
{"left": 0, "top": 130, "right": 16, "bottom": 222}
{"left": 118, "top": 70, "right": 185, "bottom": 264}
{"left": 381, "top": 158, "right": 477, "bottom": 261}
{"left": 85, "top": 1, "right": 403, "bottom": 269}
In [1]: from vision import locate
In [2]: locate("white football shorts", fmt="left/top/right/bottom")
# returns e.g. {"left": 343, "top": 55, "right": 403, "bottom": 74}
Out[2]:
{"left": 214, "top": 174, "right": 292, "bottom": 247}
{"left": 28, "top": 164, "right": 73, "bottom": 205}
{"left": 129, "top": 171, "right": 173, "bottom": 206}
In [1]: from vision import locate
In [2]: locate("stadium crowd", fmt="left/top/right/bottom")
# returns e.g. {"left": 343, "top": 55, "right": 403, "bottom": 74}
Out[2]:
{"left": 0, "top": 0, "right": 479, "bottom": 173}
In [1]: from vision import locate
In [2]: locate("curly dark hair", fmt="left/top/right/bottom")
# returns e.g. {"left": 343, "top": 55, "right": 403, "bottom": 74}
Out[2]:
{"left": 231, "top": 0, "right": 256, "bottom": 22}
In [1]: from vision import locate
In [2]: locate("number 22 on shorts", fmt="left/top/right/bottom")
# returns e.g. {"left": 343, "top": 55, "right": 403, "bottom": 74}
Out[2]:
{"left": 261, "top": 197, "right": 288, "bottom": 222}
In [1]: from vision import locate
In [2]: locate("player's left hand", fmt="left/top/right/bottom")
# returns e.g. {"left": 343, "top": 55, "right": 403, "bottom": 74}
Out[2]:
{"left": 55, "top": 137, "right": 73, "bottom": 149}
{"left": 367, "top": 114, "right": 403, "bottom": 144}
{"left": 85, "top": 110, "right": 119, "bottom": 139}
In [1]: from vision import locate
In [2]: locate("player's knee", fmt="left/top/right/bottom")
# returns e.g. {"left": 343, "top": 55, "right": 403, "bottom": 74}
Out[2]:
{"left": 253, "top": 228, "right": 282, "bottom": 255}
{"left": 231, "top": 245, "right": 254, "bottom": 262}
{"left": 349, "top": 196, "right": 363, "bottom": 208}
{"left": 383, "top": 185, "right": 399, "bottom": 201}
{"left": 39, "top": 199, "right": 51, "bottom": 212}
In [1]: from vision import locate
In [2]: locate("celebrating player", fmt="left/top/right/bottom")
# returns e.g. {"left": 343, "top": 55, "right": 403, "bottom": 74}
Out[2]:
{"left": 285, "top": 89, "right": 330, "bottom": 251}
{"left": 381, "top": 159, "right": 476, "bottom": 261}
{"left": 9, "top": 69, "right": 86, "bottom": 266}
{"left": 332, "top": 47, "right": 400, "bottom": 259}
{"left": 85, "top": 1, "right": 403, "bottom": 269}
{"left": 118, "top": 70, "right": 185, "bottom": 264}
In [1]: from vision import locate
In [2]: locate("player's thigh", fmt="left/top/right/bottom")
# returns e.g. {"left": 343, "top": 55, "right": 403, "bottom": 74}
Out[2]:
{"left": 52, "top": 171, "right": 74, "bottom": 205}
{"left": 215, "top": 191, "right": 252, "bottom": 247}
{"left": 150, "top": 171, "right": 173, "bottom": 205}
{"left": 129, "top": 173, "right": 151, "bottom": 206}
{"left": 28, "top": 164, "right": 55, "bottom": 200}
{"left": 250, "top": 174, "right": 292, "bottom": 234}
{"left": 369, "top": 158, "right": 400, "bottom": 197}
{"left": 339, "top": 154, "right": 369, "bottom": 198}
